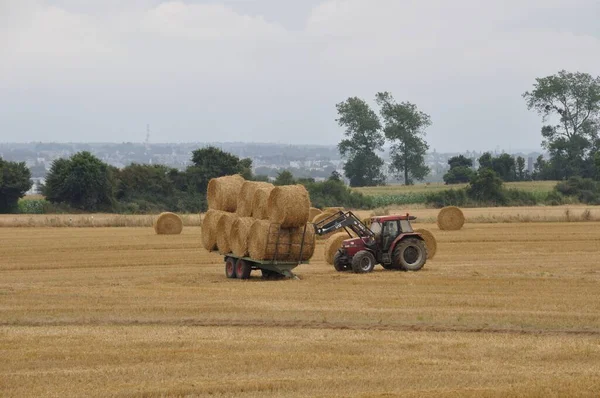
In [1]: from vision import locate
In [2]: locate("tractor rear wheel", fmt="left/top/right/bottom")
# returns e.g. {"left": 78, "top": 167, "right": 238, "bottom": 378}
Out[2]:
{"left": 235, "top": 258, "right": 252, "bottom": 279}
{"left": 225, "top": 257, "right": 236, "bottom": 278}
{"left": 333, "top": 251, "right": 350, "bottom": 272}
{"left": 393, "top": 238, "right": 427, "bottom": 271}
{"left": 351, "top": 250, "right": 376, "bottom": 274}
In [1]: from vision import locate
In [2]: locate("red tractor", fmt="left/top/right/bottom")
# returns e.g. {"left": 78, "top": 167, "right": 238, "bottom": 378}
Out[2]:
{"left": 314, "top": 211, "right": 428, "bottom": 273}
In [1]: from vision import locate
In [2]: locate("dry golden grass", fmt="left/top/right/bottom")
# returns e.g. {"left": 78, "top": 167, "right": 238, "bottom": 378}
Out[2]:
{"left": 354, "top": 180, "right": 559, "bottom": 196}
{"left": 1, "top": 219, "right": 600, "bottom": 396}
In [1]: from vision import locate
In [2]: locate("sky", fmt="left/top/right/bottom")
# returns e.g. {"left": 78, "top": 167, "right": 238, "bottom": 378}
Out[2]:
{"left": 1, "top": 0, "right": 599, "bottom": 152}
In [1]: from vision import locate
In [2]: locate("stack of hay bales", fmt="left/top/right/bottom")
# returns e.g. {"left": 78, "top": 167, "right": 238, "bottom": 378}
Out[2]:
{"left": 154, "top": 212, "right": 183, "bottom": 235}
{"left": 201, "top": 176, "right": 316, "bottom": 262}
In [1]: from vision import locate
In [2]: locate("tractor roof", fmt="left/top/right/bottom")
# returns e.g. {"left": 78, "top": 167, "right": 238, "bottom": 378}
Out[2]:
{"left": 371, "top": 214, "right": 416, "bottom": 222}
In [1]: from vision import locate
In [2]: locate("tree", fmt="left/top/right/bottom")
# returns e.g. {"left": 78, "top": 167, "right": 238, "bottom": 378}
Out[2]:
{"left": 477, "top": 152, "right": 517, "bottom": 182}
{"left": 43, "top": 151, "right": 115, "bottom": 211}
{"left": 443, "top": 155, "right": 474, "bottom": 184}
{"left": 336, "top": 97, "right": 386, "bottom": 187}
{"left": 375, "top": 92, "right": 431, "bottom": 185}
{"left": 274, "top": 170, "right": 295, "bottom": 186}
{"left": 523, "top": 70, "right": 600, "bottom": 179}
{"left": 187, "top": 146, "right": 253, "bottom": 193}
{"left": 329, "top": 170, "right": 342, "bottom": 181}
{"left": 516, "top": 156, "right": 526, "bottom": 181}
{"left": 0, "top": 157, "right": 33, "bottom": 213}
{"left": 467, "top": 169, "right": 505, "bottom": 203}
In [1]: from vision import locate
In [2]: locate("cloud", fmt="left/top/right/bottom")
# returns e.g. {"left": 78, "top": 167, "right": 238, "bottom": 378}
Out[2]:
{"left": 0, "top": 0, "right": 599, "bottom": 150}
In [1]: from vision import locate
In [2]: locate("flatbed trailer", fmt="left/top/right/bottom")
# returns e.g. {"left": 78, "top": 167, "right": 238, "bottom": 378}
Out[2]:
{"left": 223, "top": 254, "right": 308, "bottom": 280}
{"left": 219, "top": 222, "right": 311, "bottom": 280}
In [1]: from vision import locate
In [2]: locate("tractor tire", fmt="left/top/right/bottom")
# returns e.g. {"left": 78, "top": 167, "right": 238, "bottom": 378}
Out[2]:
{"left": 333, "top": 251, "right": 350, "bottom": 272}
{"left": 235, "top": 258, "right": 252, "bottom": 279}
{"left": 351, "top": 250, "right": 376, "bottom": 274}
{"left": 225, "top": 257, "right": 236, "bottom": 278}
{"left": 393, "top": 238, "right": 427, "bottom": 271}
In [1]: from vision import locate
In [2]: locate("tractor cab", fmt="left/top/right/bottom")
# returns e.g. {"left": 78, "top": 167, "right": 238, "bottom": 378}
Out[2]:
{"left": 369, "top": 214, "right": 415, "bottom": 252}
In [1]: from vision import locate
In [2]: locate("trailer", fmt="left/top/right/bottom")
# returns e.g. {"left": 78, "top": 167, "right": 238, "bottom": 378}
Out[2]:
{"left": 220, "top": 223, "right": 311, "bottom": 280}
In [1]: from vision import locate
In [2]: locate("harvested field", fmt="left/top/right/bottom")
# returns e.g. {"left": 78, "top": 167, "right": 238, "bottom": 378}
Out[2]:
{"left": 1, "top": 217, "right": 600, "bottom": 396}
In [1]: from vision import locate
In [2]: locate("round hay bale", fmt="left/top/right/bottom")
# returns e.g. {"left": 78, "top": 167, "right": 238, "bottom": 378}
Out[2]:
{"left": 323, "top": 207, "right": 344, "bottom": 214}
{"left": 248, "top": 221, "right": 291, "bottom": 261}
{"left": 153, "top": 212, "right": 183, "bottom": 235}
{"left": 437, "top": 206, "right": 465, "bottom": 231}
{"left": 207, "top": 174, "right": 245, "bottom": 212}
{"left": 251, "top": 186, "right": 275, "bottom": 220}
{"left": 309, "top": 207, "right": 322, "bottom": 222}
{"left": 215, "top": 212, "right": 239, "bottom": 255}
{"left": 230, "top": 217, "right": 256, "bottom": 257}
{"left": 236, "top": 181, "right": 273, "bottom": 217}
{"left": 415, "top": 228, "right": 437, "bottom": 260}
{"left": 289, "top": 223, "right": 316, "bottom": 261}
{"left": 324, "top": 232, "right": 351, "bottom": 265}
{"left": 201, "top": 209, "right": 227, "bottom": 251}
{"left": 267, "top": 185, "right": 311, "bottom": 228}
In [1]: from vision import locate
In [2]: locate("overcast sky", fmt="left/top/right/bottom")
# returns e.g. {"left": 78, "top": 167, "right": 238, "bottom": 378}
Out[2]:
{"left": 1, "top": 0, "right": 599, "bottom": 152}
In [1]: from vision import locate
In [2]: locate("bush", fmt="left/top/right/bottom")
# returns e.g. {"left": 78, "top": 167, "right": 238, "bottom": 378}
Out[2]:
{"left": 425, "top": 188, "right": 469, "bottom": 208}
{"left": 302, "top": 178, "right": 374, "bottom": 209}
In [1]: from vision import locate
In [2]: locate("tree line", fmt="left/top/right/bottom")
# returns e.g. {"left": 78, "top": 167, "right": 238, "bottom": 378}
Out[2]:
{"left": 338, "top": 70, "right": 600, "bottom": 188}
{"left": 0, "top": 147, "right": 374, "bottom": 214}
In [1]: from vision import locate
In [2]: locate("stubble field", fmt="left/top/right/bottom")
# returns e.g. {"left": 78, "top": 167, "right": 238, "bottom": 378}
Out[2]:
{"left": 1, "top": 210, "right": 600, "bottom": 397}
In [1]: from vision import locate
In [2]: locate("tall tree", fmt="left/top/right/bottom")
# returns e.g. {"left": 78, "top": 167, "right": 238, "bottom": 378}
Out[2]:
{"left": 375, "top": 92, "right": 431, "bottom": 185}
{"left": 336, "top": 97, "right": 386, "bottom": 187}
{"left": 0, "top": 157, "right": 33, "bottom": 213}
{"left": 43, "top": 151, "right": 115, "bottom": 211}
{"left": 443, "top": 155, "right": 474, "bottom": 184}
{"left": 523, "top": 70, "right": 600, "bottom": 179}
{"left": 516, "top": 156, "right": 526, "bottom": 181}
{"left": 187, "top": 146, "right": 253, "bottom": 193}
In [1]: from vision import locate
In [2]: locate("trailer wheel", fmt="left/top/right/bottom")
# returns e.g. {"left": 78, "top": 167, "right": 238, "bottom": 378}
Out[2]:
{"left": 235, "top": 258, "right": 252, "bottom": 279}
{"left": 225, "top": 257, "right": 236, "bottom": 278}
{"left": 351, "top": 250, "right": 376, "bottom": 274}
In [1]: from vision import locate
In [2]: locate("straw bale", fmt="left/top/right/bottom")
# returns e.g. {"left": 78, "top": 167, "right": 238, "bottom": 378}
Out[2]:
{"left": 237, "top": 181, "right": 273, "bottom": 217}
{"left": 201, "top": 209, "right": 227, "bottom": 251}
{"left": 248, "top": 221, "right": 292, "bottom": 261}
{"left": 207, "top": 174, "right": 245, "bottom": 212}
{"left": 153, "top": 212, "right": 183, "bottom": 235}
{"left": 251, "top": 186, "right": 275, "bottom": 220}
{"left": 267, "top": 185, "right": 311, "bottom": 228}
{"left": 216, "top": 212, "right": 238, "bottom": 254}
{"left": 324, "top": 232, "right": 351, "bottom": 265}
{"left": 309, "top": 207, "right": 322, "bottom": 222}
{"left": 437, "top": 206, "right": 465, "bottom": 231}
{"left": 230, "top": 217, "right": 256, "bottom": 257}
{"left": 288, "top": 223, "right": 316, "bottom": 261}
{"left": 415, "top": 228, "right": 437, "bottom": 260}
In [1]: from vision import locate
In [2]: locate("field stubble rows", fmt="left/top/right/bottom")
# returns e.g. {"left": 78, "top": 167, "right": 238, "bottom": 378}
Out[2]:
{"left": 1, "top": 217, "right": 600, "bottom": 397}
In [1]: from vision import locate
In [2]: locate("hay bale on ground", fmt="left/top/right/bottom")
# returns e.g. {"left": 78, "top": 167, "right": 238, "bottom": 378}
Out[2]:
{"left": 154, "top": 212, "right": 183, "bottom": 235}
{"left": 309, "top": 207, "right": 322, "bottom": 222}
{"left": 248, "top": 221, "right": 291, "bottom": 261}
{"left": 324, "top": 232, "right": 351, "bottom": 265}
{"left": 415, "top": 228, "right": 437, "bottom": 260}
{"left": 237, "top": 181, "right": 273, "bottom": 217}
{"left": 207, "top": 174, "right": 245, "bottom": 212}
{"left": 251, "top": 186, "right": 275, "bottom": 220}
{"left": 216, "top": 212, "right": 239, "bottom": 254}
{"left": 437, "top": 206, "right": 465, "bottom": 231}
{"left": 267, "top": 185, "right": 311, "bottom": 228}
{"left": 230, "top": 217, "right": 256, "bottom": 257}
{"left": 289, "top": 223, "right": 316, "bottom": 261}
{"left": 201, "top": 209, "right": 227, "bottom": 251}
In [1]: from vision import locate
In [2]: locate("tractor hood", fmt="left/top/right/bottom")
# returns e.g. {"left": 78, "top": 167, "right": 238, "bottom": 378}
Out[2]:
{"left": 341, "top": 237, "right": 367, "bottom": 248}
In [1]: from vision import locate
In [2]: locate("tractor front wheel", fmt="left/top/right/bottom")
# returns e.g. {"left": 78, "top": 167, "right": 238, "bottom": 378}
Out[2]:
{"left": 351, "top": 250, "right": 376, "bottom": 274}
{"left": 393, "top": 238, "right": 427, "bottom": 271}
{"left": 333, "top": 251, "right": 349, "bottom": 272}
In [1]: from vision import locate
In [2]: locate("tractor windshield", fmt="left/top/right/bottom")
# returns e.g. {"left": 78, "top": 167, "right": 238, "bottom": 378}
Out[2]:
{"left": 399, "top": 219, "right": 413, "bottom": 233}
{"left": 369, "top": 221, "right": 382, "bottom": 235}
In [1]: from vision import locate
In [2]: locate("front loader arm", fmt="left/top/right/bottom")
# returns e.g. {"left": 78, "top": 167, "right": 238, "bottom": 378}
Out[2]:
{"left": 314, "top": 211, "right": 374, "bottom": 238}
